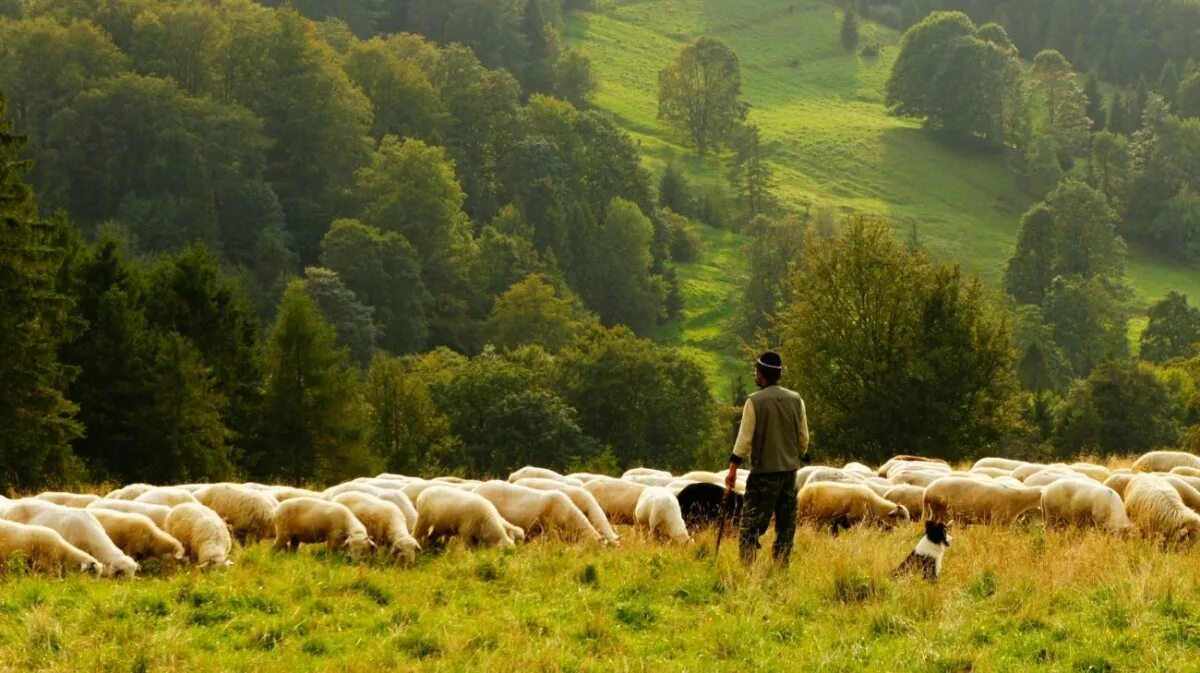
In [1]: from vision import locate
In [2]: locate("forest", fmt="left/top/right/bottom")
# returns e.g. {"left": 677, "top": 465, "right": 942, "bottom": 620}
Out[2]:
{"left": 3, "top": 0, "right": 1200, "bottom": 491}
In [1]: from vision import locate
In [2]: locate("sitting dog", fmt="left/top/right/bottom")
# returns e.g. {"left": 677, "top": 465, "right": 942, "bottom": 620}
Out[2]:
{"left": 892, "top": 520, "right": 951, "bottom": 581}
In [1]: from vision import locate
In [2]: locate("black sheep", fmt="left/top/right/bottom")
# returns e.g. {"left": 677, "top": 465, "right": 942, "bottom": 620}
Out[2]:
{"left": 676, "top": 482, "right": 743, "bottom": 531}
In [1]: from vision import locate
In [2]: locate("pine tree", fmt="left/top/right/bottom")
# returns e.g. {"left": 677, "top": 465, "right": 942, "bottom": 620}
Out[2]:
{"left": 259, "top": 280, "right": 375, "bottom": 483}
{"left": 520, "top": 0, "right": 557, "bottom": 94}
{"left": 1083, "top": 73, "right": 1104, "bottom": 131}
{"left": 840, "top": 8, "right": 860, "bottom": 51}
{"left": 1107, "top": 90, "right": 1127, "bottom": 134}
{"left": 0, "top": 91, "right": 82, "bottom": 490}
{"left": 1158, "top": 61, "right": 1180, "bottom": 107}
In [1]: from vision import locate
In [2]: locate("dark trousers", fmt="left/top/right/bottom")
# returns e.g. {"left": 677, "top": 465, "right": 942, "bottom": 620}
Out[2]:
{"left": 738, "top": 470, "right": 798, "bottom": 565}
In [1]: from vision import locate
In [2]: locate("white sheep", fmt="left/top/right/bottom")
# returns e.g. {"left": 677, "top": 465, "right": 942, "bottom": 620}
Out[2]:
{"left": 412, "top": 486, "right": 518, "bottom": 548}
{"left": 473, "top": 481, "right": 602, "bottom": 543}
{"left": 797, "top": 482, "right": 908, "bottom": 532}
{"left": 583, "top": 478, "right": 646, "bottom": 524}
{"left": 2, "top": 500, "right": 138, "bottom": 576}
{"left": 507, "top": 466, "right": 583, "bottom": 486}
{"left": 323, "top": 482, "right": 419, "bottom": 527}
{"left": 621, "top": 474, "right": 676, "bottom": 487}
{"left": 35, "top": 492, "right": 100, "bottom": 508}
{"left": 969, "top": 467, "right": 1014, "bottom": 479}
{"left": 922, "top": 477, "right": 1043, "bottom": 525}
{"left": 514, "top": 477, "right": 620, "bottom": 543}
{"left": 842, "top": 461, "right": 876, "bottom": 477}
{"left": 0, "top": 519, "right": 103, "bottom": 574}
{"left": 883, "top": 485, "right": 927, "bottom": 520}
{"left": 1103, "top": 473, "right": 1137, "bottom": 499}
{"left": 566, "top": 472, "right": 609, "bottom": 483}
{"left": 1170, "top": 466, "right": 1200, "bottom": 478}
{"left": 272, "top": 497, "right": 374, "bottom": 556}
{"left": 1069, "top": 463, "right": 1111, "bottom": 482}
{"left": 622, "top": 467, "right": 673, "bottom": 479}
{"left": 971, "top": 457, "right": 1029, "bottom": 472}
{"left": 1133, "top": 450, "right": 1200, "bottom": 474}
{"left": 104, "top": 483, "right": 156, "bottom": 501}
{"left": 1012, "top": 463, "right": 1065, "bottom": 482}
{"left": 166, "top": 503, "right": 232, "bottom": 569}
{"left": 88, "top": 509, "right": 185, "bottom": 563}
{"left": 1041, "top": 479, "right": 1132, "bottom": 533}
{"left": 1124, "top": 474, "right": 1200, "bottom": 541}
{"left": 269, "top": 486, "right": 323, "bottom": 502}
{"left": 1162, "top": 476, "right": 1200, "bottom": 514}
{"left": 878, "top": 457, "right": 950, "bottom": 479}
{"left": 1023, "top": 468, "right": 1090, "bottom": 488}
{"left": 87, "top": 499, "right": 171, "bottom": 528}
{"left": 194, "top": 483, "right": 277, "bottom": 543}
{"left": 634, "top": 487, "right": 691, "bottom": 543}
{"left": 888, "top": 469, "right": 947, "bottom": 488}
{"left": 135, "top": 487, "right": 199, "bottom": 508}
{"left": 331, "top": 492, "right": 420, "bottom": 562}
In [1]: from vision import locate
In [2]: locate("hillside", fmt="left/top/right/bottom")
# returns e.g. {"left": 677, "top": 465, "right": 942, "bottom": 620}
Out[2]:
{"left": 566, "top": 0, "right": 1200, "bottom": 392}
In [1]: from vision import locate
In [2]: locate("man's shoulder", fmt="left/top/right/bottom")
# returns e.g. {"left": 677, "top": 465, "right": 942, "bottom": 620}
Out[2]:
{"left": 750, "top": 386, "right": 802, "bottom": 401}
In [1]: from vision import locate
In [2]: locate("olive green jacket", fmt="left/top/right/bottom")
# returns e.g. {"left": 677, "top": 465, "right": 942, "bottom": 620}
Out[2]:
{"left": 730, "top": 385, "right": 808, "bottom": 473}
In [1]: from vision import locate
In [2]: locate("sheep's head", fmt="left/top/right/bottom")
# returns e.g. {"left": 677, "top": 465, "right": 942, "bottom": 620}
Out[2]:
{"left": 106, "top": 556, "right": 139, "bottom": 578}
{"left": 344, "top": 531, "right": 374, "bottom": 557}
{"left": 393, "top": 538, "right": 420, "bottom": 564}
{"left": 888, "top": 505, "right": 910, "bottom": 522}
{"left": 81, "top": 560, "right": 104, "bottom": 575}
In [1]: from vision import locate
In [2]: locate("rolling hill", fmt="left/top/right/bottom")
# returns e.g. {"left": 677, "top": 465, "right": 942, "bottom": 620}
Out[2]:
{"left": 565, "top": 0, "right": 1200, "bottom": 393}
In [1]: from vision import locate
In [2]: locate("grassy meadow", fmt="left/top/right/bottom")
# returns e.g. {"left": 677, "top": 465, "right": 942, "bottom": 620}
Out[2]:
{"left": 566, "top": 0, "right": 1200, "bottom": 391}
{"left": 5, "top": 518, "right": 1200, "bottom": 671}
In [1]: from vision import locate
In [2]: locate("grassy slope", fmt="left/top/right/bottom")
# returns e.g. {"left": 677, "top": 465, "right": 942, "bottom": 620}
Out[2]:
{"left": 567, "top": 0, "right": 1200, "bottom": 392}
{"left": 9, "top": 524, "right": 1200, "bottom": 671}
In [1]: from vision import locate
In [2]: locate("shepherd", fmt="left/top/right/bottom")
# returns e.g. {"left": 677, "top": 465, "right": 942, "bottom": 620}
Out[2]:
{"left": 725, "top": 351, "right": 809, "bottom": 566}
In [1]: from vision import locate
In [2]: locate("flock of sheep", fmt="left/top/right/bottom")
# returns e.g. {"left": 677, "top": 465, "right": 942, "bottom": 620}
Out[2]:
{"left": 2, "top": 448, "right": 1199, "bottom": 577}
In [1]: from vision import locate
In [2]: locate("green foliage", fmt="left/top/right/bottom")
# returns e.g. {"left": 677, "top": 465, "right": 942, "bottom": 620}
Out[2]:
{"left": 583, "top": 198, "right": 666, "bottom": 334}
{"left": 344, "top": 37, "right": 445, "bottom": 142}
{"left": 658, "top": 37, "right": 745, "bottom": 155}
{"left": 885, "top": 12, "right": 1020, "bottom": 144}
{"left": 1083, "top": 73, "right": 1104, "bottom": 131}
{"left": 1140, "top": 292, "right": 1200, "bottom": 363}
{"left": 1030, "top": 49, "right": 1092, "bottom": 163}
{"left": 520, "top": 0, "right": 558, "bottom": 94}
{"left": 736, "top": 213, "right": 806, "bottom": 339}
{"left": 486, "top": 274, "right": 589, "bottom": 353}
{"left": 320, "top": 219, "right": 429, "bottom": 355}
{"left": 1179, "top": 74, "right": 1200, "bottom": 119}
{"left": 776, "top": 215, "right": 1023, "bottom": 462}
{"left": 0, "top": 91, "right": 82, "bottom": 491}
{"left": 725, "top": 123, "right": 775, "bottom": 223}
{"left": 554, "top": 50, "right": 595, "bottom": 108}
{"left": 559, "top": 328, "right": 718, "bottom": 471}
{"left": 658, "top": 163, "right": 694, "bottom": 219}
{"left": 1003, "top": 205, "right": 1056, "bottom": 305}
{"left": 259, "top": 281, "right": 374, "bottom": 482}
{"left": 301, "top": 267, "right": 379, "bottom": 368}
{"left": 840, "top": 9, "right": 860, "bottom": 51}
{"left": 1089, "top": 131, "right": 1130, "bottom": 211}
{"left": 1042, "top": 276, "right": 1129, "bottom": 377}
{"left": 1052, "top": 359, "right": 1182, "bottom": 456}
{"left": 364, "top": 354, "right": 459, "bottom": 474}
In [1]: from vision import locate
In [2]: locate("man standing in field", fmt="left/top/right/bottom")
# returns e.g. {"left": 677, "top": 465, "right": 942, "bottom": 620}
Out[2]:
{"left": 725, "top": 351, "right": 809, "bottom": 565}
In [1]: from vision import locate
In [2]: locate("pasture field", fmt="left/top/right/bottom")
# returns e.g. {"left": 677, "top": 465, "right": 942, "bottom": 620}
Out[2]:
{"left": 4, "top": 522, "right": 1200, "bottom": 671}
{"left": 567, "top": 0, "right": 1200, "bottom": 391}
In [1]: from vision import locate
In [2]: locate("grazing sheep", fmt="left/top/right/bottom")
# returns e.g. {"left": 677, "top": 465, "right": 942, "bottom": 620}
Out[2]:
{"left": 969, "top": 467, "right": 1013, "bottom": 479}
{"left": 993, "top": 476, "right": 1025, "bottom": 488}
{"left": 583, "top": 478, "right": 646, "bottom": 524}
{"left": 507, "top": 466, "right": 584, "bottom": 486}
{"left": 104, "top": 483, "right": 155, "bottom": 501}
{"left": 171, "top": 484, "right": 210, "bottom": 493}
{"left": 802, "top": 467, "right": 860, "bottom": 486}
{"left": 1069, "top": 463, "right": 1111, "bottom": 482}
{"left": 1162, "top": 476, "right": 1200, "bottom": 514}
{"left": 473, "top": 481, "right": 601, "bottom": 542}
{"left": 332, "top": 492, "right": 420, "bottom": 562}
{"left": 1133, "top": 451, "right": 1200, "bottom": 474}
{"left": 87, "top": 500, "right": 171, "bottom": 528}
{"left": 678, "top": 470, "right": 729, "bottom": 486}
{"left": 878, "top": 457, "right": 950, "bottom": 479}
{"left": 1041, "top": 479, "right": 1132, "bottom": 533}
{"left": 135, "top": 487, "right": 198, "bottom": 508}
{"left": 888, "top": 470, "right": 947, "bottom": 488}
{"left": 797, "top": 482, "right": 908, "bottom": 533}
{"left": 269, "top": 486, "right": 323, "bottom": 502}
{"left": 411, "top": 486, "right": 517, "bottom": 548}
{"left": 514, "top": 477, "right": 619, "bottom": 543}
{"left": 272, "top": 497, "right": 374, "bottom": 557}
{"left": 634, "top": 487, "right": 691, "bottom": 544}
{"left": 1170, "top": 466, "right": 1200, "bottom": 478}
{"left": 88, "top": 509, "right": 185, "bottom": 563}
{"left": 194, "top": 483, "right": 278, "bottom": 543}
{"left": 323, "top": 482, "right": 418, "bottom": 527}
{"left": 1124, "top": 475, "right": 1200, "bottom": 541}
{"left": 675, "top": 482, "right": 743, "bottom": 530}
{"left": 971, "top": 457, "right": 1029, "bottom": 472}
{"left": 858, "top": 478, "right": 895, "bottom": 498}
{"left": 35, "top": 492, "right": 100, "bottom": 508}
{"left": 566, "top": 473, "right": 608, "bottom": 483}
{"left": 622, "top": 467, "right": 673, "bottom": 479}
{"left": 622, "top": 474, "right": 676, "bottom": 487}
{"left": 1012, "top": 463, "right": 1064, "bottom": 482}
{"left": 922, "top": 477, "right": 1043, "bottom": 525}
{"left": 843, "top": 462, "right": 875, "bottom": 477}
{"left": 0, "top": 520, "right": 103, "bottom": 575}
{"left": 1170, "top": 474, "right": 1200, "bottom": 493}
{"left": 2, "top": 500, "right": 139, "bottom": 576}
{"left": 1104, "top": 473, "right": 1137, "bottom": 499}
{"left": 1023, "top": 468, "right": 1089, "bottom": 488}
{"left": 165, "top": 503, "right": 233, "bottom": 569}
{"left": 883, "top": 485, "right": 927, "bottom": 521}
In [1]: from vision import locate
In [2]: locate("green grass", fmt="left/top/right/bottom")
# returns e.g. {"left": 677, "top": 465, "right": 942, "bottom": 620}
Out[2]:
{"left": 9, "top": 523, "right": 1200, "bottom": 670}
{"left": 567, "top": 0, "right": 1200, "bottom": 392}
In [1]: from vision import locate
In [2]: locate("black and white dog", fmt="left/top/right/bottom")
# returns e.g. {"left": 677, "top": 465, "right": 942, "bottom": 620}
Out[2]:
{"left": 893, "top": 520, "right": 952, "bottom": 581}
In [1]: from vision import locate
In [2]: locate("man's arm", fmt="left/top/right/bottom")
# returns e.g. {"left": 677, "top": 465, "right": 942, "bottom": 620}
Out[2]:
{"left": 726, "top": 400, "right": 755, "bottom": 489}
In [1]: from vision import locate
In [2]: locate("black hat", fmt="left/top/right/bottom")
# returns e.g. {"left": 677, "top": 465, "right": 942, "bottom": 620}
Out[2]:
{"left": 756, "top": 351, "right": 783, "bottom": 370}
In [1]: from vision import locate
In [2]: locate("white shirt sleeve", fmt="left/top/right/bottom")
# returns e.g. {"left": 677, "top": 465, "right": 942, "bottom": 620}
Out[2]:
{"left": 799, "top": 398, "right": 810, "bottom": 455}
{"left": 732, "top": 399, "right": 756, "bottom": 461}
